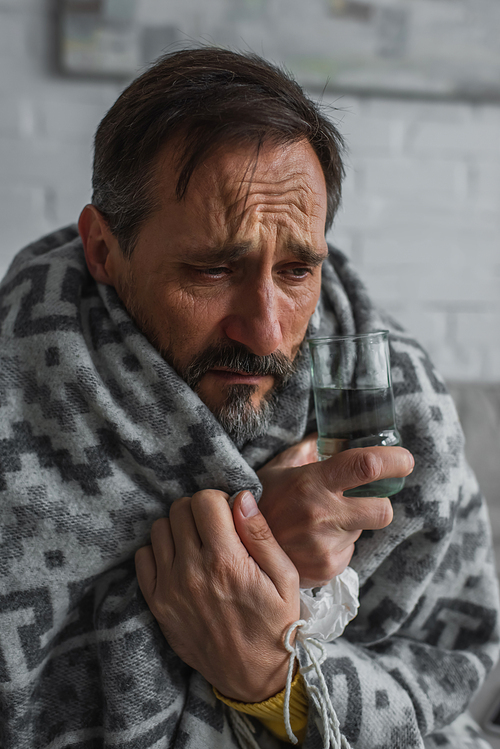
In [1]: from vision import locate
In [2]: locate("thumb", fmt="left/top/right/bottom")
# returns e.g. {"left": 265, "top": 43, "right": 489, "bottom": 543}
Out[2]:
{"left": 233, "top": 491, "right": 299, "bottom": 595}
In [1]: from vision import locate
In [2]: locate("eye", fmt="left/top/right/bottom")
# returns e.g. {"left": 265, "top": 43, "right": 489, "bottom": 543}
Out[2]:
{"left": 282, "top": 266, "right": 313, "bottom": 280}
{"left": 197, "top": 267, "right": 230, "bottom": 277}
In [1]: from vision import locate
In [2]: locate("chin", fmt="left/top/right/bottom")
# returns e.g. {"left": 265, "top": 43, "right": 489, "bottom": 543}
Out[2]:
{"left": 197, "top": 382, "right": 259, "bottom": 413}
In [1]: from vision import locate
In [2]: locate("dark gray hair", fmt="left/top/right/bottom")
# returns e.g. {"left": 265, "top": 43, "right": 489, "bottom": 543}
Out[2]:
{"left": 92, "top": 47, "right": 345, "bottom": 256}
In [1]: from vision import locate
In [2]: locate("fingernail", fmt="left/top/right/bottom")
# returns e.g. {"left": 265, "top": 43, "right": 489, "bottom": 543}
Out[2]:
{"left": 405, "top": 450, "right": 415, "bottom": 470}
{"left": 240, "top": 491, "right": 259, "bottom": 518}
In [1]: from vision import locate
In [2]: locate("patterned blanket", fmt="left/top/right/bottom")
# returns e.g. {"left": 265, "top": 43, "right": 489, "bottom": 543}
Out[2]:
{"left": 0, "top": 226, "right": 498, "bottom": 748}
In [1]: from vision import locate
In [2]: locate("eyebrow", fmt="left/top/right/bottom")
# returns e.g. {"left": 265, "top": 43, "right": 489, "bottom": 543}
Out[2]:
{"left": 183, "top": 240, "right": 328, "bottom": 266}
{"left": 286, "top": 241, "right": 329, "bottom": 266}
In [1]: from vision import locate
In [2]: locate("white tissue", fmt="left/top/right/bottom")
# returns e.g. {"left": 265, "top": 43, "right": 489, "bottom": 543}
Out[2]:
{"left": 299, "top": 566, "right": 360, "bottom": 642}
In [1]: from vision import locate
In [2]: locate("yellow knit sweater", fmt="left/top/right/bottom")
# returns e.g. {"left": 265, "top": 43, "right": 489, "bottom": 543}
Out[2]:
{"left": 214, "top": 672, "right": 308, "bottom": 744}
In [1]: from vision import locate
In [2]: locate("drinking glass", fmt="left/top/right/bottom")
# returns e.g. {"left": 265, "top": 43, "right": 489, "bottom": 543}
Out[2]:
{"left": 307, "top": 331, "right": 404, "bottom": 498}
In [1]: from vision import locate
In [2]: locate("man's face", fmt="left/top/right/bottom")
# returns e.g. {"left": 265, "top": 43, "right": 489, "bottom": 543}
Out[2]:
{"left": 108, "top": 139, "right": 329, "bottom": 443}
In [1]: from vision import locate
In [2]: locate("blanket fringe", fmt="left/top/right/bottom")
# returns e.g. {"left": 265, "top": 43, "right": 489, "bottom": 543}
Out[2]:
{"left": 228, "top": 709, "right": 262, "bottom": 749}
{"left": 284, "top": 620, "right": 352, "bottom": 749}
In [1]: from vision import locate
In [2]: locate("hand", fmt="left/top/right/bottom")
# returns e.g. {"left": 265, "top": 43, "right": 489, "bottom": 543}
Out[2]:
{"left": 257, "top": 435, "right": 415, "bottom": 587}
{"left": 135, "top": 489, "right": 300, "bottom": 703}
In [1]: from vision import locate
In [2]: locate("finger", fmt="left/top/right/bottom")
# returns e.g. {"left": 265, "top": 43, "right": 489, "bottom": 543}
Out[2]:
{"left": 135, "top": 544, "right": 157, "bottom": 602}
{"left": 149, "top": 516, "right": 175, "bottom": 581}
{"left": 299, "top": 542, "right": 356, "bottom": 588}
{"left": 232, "top": 491, "right": 299, "bottom": 597}
{"left": 169, "top": 496, "right": 202, "bottom": 555}
{"left": 189, "top": 489, "right": 239, "bottom": 551}
{"left": 339, "top": 495, "right": 394, "bottom": 531}
{"left": 316, "top": 446, "right": 414, "bottom": 494}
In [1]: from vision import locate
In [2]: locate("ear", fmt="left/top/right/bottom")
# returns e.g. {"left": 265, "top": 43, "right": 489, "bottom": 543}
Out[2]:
{"left": 78, "top": 204, "right": 123, "bottom": 286}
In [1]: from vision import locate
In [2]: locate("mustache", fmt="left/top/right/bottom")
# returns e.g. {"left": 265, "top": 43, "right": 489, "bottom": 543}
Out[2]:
{"left": 182, "top": 341, "right": 298, "bottom": 390}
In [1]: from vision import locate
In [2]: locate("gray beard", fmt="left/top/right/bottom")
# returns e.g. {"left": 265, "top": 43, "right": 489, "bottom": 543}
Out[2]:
{"left": 203, "top": 384, "right": 277, "bottom": 449}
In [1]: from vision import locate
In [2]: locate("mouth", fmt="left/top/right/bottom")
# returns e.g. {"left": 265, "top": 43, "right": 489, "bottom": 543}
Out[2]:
{"left": 180, "top": 341, "right": 296, "bottom": 394}
{"left": 207, "top": 367, "right": 274, "bottom": 386}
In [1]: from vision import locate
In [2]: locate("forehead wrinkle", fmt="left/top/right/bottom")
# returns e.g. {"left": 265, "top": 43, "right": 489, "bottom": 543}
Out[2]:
{"left": 231, "top": 196, "right": 325, "bottom": 244}
{"left": 178, "top": 143, "right": 327, "bottom": 251}
{"left": 230, "top": 178, "right": 318, "bottom": 207}
{"left": 222, "top": 185, "right": 323, "bottom": 234}
{"left": 237, "top": 171, "right": 315, "bottom": 189}
{"left": 191, "top": 144, "right": 325, "bottom": 221}
{"left": 216, "top": 164, "right": 320, "bottom": 212}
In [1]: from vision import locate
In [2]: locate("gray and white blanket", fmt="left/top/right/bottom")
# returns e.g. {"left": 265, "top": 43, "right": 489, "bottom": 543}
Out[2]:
{"left": 0, "top": 226, "right": 498, "bottom": 749}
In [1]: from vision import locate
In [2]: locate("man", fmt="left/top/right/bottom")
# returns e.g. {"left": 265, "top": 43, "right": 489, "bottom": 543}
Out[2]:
{"left": 0, "top": 48, "right": 497, "bottom": 749}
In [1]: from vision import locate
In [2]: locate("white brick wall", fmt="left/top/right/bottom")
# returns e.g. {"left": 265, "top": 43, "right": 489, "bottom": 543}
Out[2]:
{"left": 324, "top": 95, "right": 500, "bottom": 382}
{"left": 0, "top": 3, "right": 121, "bottom": 269}
{"left": 0, "top": 4, "right": 499, "bottom": 382}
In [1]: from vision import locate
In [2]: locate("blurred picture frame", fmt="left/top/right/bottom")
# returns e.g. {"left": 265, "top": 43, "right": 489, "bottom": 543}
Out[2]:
{"left": 56, "top": 0, "right": 500, "bottom": 102}
{"left": 58, "top": 0, "right": 140, "bottom": 77}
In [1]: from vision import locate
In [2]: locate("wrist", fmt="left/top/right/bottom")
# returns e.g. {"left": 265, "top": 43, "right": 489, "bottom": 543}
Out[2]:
{"left": 213, "top": 657, "right": 292, "bottom": 704}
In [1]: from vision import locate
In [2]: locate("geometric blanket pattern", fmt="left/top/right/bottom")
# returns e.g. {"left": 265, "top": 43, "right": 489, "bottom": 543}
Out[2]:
{"left": 0, "top": 226, "right": 498, "bottom": 748}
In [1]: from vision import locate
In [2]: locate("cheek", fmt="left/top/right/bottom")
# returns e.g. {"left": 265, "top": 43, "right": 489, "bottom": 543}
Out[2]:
{"left": 160, "top": 292, "right": 226, "bottom": 346}
{"left": 277, "top": 296, "right": 318, "bottom": 360}
{"left": 287, "top": 283, "right": 321, "bottom": 335}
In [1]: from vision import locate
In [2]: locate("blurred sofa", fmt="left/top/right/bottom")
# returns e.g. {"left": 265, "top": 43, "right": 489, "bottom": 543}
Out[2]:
{"left": 448, "top": 382, "right": 500, "bottom": 565}
{"left": 448, "top": 382, "right": 500, "bottom": 745}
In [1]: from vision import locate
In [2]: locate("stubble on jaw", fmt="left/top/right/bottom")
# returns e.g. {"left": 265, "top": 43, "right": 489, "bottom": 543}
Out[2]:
{"left": 114, "top": 264, "right": 301, "bottom": 448}
{"left": 178, "top": 340, "right": 300, "bottom": 447}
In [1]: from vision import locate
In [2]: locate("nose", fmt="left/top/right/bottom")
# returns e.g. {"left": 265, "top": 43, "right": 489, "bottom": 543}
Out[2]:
{"left": 221, "top": 277, "right": 283, "bottom": 356}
